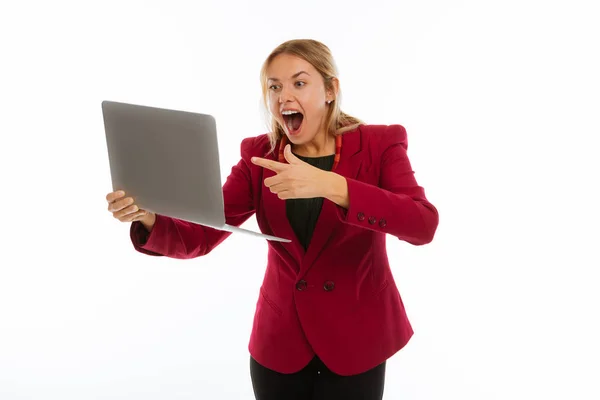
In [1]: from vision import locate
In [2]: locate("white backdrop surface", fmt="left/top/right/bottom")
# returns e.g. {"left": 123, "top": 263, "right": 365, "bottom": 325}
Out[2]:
{"left": 0, "top": 1, "right": 598, "bottom": 399}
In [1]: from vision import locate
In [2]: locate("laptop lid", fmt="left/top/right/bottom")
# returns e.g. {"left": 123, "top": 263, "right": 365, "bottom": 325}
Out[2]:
{"left": 101, "top": 100, "right": 227, "bottom": 228}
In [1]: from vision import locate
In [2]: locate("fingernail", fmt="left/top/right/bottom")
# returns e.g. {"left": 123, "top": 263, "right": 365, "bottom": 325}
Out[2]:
{"left": 251, "top": 157, "right": 256, "bottom": 162}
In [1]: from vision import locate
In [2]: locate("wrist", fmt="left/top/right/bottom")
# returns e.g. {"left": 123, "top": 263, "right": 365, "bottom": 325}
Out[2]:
{"left": 140, "top": 212, "right": 156, "bottom": 232}
{"left": 324, "top": 172, "right": 349, "bottom": 208}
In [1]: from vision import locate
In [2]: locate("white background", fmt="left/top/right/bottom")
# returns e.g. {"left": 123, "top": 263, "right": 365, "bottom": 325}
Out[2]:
{"left": 1, "top": 0, "right": 599, "bottom": 399}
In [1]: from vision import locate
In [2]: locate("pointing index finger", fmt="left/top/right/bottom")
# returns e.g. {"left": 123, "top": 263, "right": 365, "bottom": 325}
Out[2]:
{"left": 251, "top": 157, "right": 286, "bottom": 173}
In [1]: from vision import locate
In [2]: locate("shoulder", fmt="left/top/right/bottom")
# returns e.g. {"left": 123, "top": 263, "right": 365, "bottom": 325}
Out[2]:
{"left": 352, "top": 124, "right": 408, "bottom": 152}
{"left": 238, "top": 133, "right": 274, "bottom": 160}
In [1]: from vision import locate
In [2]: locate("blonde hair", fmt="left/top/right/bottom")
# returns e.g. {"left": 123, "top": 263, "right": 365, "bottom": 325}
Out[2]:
{"left": 259, "top": 39, "right": 364, "bottom": 154}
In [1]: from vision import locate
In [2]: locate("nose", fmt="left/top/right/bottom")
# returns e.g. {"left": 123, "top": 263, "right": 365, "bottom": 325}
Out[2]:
{"left": 279, "top": 86, "right": 293, "bottom": 103}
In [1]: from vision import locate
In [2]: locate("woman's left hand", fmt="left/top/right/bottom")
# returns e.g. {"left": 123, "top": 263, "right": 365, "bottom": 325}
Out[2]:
{"left": 251, "top": 144, "right": 331, "bottom": 200}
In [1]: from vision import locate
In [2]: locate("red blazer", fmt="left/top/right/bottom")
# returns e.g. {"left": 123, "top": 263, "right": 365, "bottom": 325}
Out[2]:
{"left": 130, "top": 124, "right": 439, "bottom": 376}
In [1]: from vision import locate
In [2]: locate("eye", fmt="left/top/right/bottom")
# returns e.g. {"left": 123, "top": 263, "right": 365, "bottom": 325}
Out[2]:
{"left": 295, "top": 81, "right": 306, "bottom": 87}
{"left": 269, "top": 84, "right": 281, "bottom": 91}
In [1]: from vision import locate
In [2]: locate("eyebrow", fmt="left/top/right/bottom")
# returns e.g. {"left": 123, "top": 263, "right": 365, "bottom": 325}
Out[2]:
{"left": 268, "top": 71, "right": 310, "bottom": 82}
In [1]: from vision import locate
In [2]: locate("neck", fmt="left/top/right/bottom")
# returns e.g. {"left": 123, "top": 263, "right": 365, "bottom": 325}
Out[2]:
{"left": 292, "top": 130, "right": 335, "bottom": 157}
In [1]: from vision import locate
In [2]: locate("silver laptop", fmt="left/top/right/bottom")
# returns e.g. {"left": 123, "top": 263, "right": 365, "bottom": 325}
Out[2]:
{"left": 101, "top": 100, "right": 290, "bottom": 242}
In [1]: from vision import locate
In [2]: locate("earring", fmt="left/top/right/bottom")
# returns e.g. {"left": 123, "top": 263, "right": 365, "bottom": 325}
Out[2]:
{"left": 327, "top": 100, "right": 333, "bottom": 104}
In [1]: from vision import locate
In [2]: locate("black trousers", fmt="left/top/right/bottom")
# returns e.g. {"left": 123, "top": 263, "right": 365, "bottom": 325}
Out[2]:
{"left": 250, "top": 356, "right": 386, "bottom": 400}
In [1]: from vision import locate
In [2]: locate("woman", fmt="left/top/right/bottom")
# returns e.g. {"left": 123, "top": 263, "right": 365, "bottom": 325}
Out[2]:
{"left": 106, "top": 39, "right": 439, "bottom": 400}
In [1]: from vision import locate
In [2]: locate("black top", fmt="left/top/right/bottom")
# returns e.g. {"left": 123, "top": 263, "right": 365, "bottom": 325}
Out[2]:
{"left": 286, "top": 153, "right": 336, "bottom": 250}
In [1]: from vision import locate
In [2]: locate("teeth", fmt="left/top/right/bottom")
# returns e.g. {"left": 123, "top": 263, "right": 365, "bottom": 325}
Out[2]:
{"left": 282, "top": 110, "right": 300, "bottom": 115}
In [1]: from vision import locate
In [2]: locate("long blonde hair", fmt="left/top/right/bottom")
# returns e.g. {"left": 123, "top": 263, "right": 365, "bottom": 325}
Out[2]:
{"left": 260, "top": 39, "right": 364, "bottom": 154}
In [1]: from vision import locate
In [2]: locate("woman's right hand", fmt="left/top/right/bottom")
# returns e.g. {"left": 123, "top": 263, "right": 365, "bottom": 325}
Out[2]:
{"left": 106, "top": 190, "right": 156, "bottom": 231}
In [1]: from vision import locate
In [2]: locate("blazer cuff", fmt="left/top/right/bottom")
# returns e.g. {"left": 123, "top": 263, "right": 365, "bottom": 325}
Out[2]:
{"left": 130, "top": 214, "right": 166, "bottom": 256}
{"left": 338, "top": 178, "right": 393, "bottom": 232}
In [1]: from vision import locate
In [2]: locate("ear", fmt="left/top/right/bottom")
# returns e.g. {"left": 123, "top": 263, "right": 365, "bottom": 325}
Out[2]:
{"left": 326, "top": 77, "right": 340, "bottom": 103}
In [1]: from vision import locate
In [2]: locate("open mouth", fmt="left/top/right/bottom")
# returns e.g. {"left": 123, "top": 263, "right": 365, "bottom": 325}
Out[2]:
{"left": 282, "top": 110, "right": 304, "bottom": 135}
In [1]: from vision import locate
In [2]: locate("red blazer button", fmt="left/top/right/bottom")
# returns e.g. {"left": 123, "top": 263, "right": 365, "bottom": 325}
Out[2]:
{"left": 323, "top": 281, "right": 335, "bottom": 291}
{"left": 357, "top": 212, "right": 365, "bottom": 221}
{"left": 296, "top": 280, "right": 307, "bottom": 291}
{"left": 368, "top": 216, "right": 376, "bottom": 224}
{"left": 379, "top": 218, "right": 387, "bottom": 228}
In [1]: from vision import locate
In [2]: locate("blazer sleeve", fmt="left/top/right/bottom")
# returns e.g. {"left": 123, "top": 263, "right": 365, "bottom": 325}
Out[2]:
{"left": 129, "top": 137, "right": 257, "bottom": 259}
{"left": 340, "top": 125, "right": 439, "bottom": 245}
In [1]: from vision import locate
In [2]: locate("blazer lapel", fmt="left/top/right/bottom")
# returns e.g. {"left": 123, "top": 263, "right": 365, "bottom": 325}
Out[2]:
{"left": 299, "top": 127, "right": 364, "bottom": 276}
{"left": 261, "top": 148, "right": 305, "bottom": 262}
